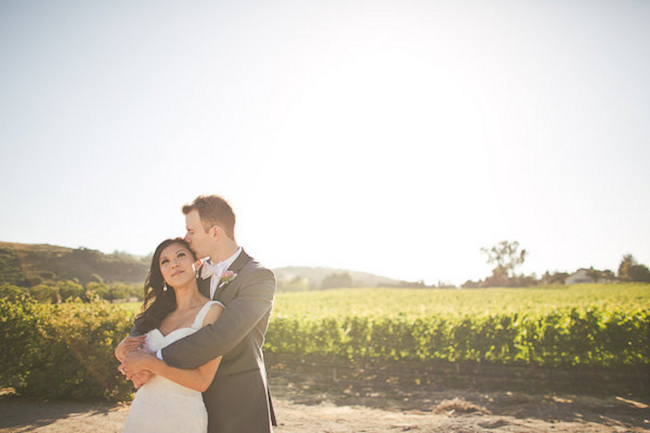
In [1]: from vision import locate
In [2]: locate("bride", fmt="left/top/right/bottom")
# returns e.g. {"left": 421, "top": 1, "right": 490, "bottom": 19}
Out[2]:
{"left": 115, "top": 238, "right": 224, "bottom": 433}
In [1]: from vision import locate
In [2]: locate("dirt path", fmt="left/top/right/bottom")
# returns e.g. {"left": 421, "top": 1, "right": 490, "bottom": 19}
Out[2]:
{"left": 1, "top": 358, "right": 648, "bottom": 432}
{"left": 1, "top": 392, "right": 647, "bottom": 433}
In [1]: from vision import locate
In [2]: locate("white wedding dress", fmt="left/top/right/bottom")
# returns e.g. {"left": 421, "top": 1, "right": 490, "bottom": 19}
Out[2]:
{"left": 123, "top": 301, "right": 222, "bottom": 433}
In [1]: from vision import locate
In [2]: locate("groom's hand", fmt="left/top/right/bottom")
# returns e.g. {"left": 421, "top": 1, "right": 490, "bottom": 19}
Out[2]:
{"left": 130, "top": 370, "right": 154, "bottom": 389}
{"left": 120, "top": 348, "right": 156, "bottom": 388}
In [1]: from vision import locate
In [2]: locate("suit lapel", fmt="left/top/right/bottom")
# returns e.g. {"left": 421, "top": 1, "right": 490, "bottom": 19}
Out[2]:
{"left": 214, "top": 249, "right": 252, "bottom": 300}
{"left": 229, "top": 249, "right": 252, "bottom": 274}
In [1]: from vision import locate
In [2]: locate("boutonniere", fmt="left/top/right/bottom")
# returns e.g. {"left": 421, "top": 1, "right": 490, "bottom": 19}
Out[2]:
{"left": 219, "top": 270, "right": 237, "bottom": 287}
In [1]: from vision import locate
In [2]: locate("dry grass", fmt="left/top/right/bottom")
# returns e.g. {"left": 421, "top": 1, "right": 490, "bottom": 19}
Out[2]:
{"left": 432, "top": 397, "right": 492, "bottom": 416}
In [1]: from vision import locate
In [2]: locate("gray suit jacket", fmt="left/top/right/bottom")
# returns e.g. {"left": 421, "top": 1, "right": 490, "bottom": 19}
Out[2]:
{"left": 161, "top": 250, "right": 276, "bottom": 433}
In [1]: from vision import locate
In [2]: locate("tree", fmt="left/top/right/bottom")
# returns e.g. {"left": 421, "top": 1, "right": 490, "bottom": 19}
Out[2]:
{"left": 320, "top": 272, "right": 353, "bottom": 290}
{"left": 277, "top": 276, "right": 310, "bottom": 292}
{"left": 461, "top": 280, "right": 481, "bottom": 289}
{"left": 130, "top": 284, "right": 144, "bottom": 301}
{"left": 85, "top": 282, "right": 109, "bottom": 300}
{"left": 89, "top": 273, "right": 104, "bottom": 284}
{"left": 107, "top": 283, "right": 131, "bottom": 301}
{"left": 628, "top": 264, "right": 650, "bottom": 282}
{"left": 481, "top": 241, "right": 527, "bottom": 279}
{"left": 618, "top": 254, "right": 635, "bottom": 281}
{"left": 586, "top": 268, "right": 616, "bottom": 283}
{"left": 57, "top": 280, "right": 84, "bottom": 301}
{"left": 618, "top": 254, "right": 650, "bottom": 282}
{"left": 29, "top": 284, "right": 60, "bottom": 303}
{"left": 541, "top": 271, "right": 569, "bottom": 285}
{"left": 27, "top": 276, "right": 44, "bottom": 286}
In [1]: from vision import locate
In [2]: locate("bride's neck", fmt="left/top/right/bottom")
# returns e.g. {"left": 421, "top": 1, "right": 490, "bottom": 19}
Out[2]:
{"left": 172, "top": 281, "right": 202, "bottom": 311}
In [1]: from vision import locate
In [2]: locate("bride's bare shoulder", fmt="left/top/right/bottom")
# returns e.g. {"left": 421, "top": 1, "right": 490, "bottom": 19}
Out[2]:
{"left": 202, "top": 302, "right": 225, "bottom": 327}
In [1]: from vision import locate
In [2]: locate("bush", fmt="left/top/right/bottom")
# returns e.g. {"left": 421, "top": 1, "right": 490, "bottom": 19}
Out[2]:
{"left": 0, "top": 283, "right": 27, "bottom": 300}
{"left": 85, "top": 282, "right": 109, "bottom": 299}
{"left": 57, "top": 280, "right": 85, "bottom": 301}
{"left": 0, "top": 297, "right": 135, "bottom": 401}
{"left": 106, "top": 283, "right": 132, "bottom": 302}
{"left": 29, "top": 284, "right": 60, "bottom": 303}
{"left": 0, "top": 295, "right": 42, "bottom": 389}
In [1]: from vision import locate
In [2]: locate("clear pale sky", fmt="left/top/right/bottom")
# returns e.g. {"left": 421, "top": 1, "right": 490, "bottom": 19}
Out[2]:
{"left": 1, "top": 1, "right": 648, "bottom": 286}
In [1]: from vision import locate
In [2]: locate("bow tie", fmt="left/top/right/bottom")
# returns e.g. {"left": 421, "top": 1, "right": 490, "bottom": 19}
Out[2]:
{"left": 200, "top": 261, "right": 222, "bottom": 280}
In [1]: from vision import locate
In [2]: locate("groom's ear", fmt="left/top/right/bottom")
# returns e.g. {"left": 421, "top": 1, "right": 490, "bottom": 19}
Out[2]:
{"left": 208, "top": 224, "right": 225, "bottom": 241}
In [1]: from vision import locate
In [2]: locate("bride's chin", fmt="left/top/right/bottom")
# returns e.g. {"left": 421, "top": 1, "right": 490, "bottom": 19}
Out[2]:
{"left": 167, "top": 278, "right": 195, "bottom": 291}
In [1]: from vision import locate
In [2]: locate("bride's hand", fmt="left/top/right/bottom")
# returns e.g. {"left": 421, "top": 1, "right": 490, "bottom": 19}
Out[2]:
{"left": 115, "top": 336, "right": 145, "bottom": 362}
{"left": 120, "top": 348, "right": 154, "bottom": 379}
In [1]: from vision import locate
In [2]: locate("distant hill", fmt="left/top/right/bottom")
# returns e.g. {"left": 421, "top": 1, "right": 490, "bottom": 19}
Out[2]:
{"left": 0, "top": 241, "right": 416, "bottom": 290}
{"left": 273, "top": 266, "right": 418, "bottom": 290}
{"left": 0, "top": 242, "right": 149, "bottom": 286}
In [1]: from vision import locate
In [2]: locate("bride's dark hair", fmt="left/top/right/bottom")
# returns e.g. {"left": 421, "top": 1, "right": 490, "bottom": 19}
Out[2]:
{"left": 133, "top": 238, "right": 198, "bottom": 334}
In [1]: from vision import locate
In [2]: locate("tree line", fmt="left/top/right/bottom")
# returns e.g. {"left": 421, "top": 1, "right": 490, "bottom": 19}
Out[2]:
{"left": 279, "top": 241, "right": 650, "bottom": 291}
{"left": 462, "top": 241, "right": 650, "bottom": 288}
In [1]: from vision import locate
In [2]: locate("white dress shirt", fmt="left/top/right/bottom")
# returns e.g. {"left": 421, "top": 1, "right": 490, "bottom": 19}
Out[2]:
{"left": 204, "top": 247, "right": 242, "bottom": 300}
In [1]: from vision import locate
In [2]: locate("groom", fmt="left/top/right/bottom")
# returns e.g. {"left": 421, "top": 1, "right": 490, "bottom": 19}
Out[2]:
{"left": 133, "top": 195, "right": 277, "bottom": 432}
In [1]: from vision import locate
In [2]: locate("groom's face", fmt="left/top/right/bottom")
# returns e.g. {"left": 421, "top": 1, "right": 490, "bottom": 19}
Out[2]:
{"left": 184, "top": 209, "right": 215, "bottom": 259}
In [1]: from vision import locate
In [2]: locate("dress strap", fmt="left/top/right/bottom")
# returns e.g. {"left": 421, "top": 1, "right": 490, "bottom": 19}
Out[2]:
{"left": 191, "top": 300, "right": 225, "bottom": 329}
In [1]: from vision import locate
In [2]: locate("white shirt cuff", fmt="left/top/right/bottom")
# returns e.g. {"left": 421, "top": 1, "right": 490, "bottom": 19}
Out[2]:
{"left": 156, "top": 349, "right": 163, "bottom": 360}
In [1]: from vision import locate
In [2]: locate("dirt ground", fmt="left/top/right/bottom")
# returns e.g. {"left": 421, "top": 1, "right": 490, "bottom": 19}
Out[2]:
{"left": 1, "top": 356, "right": 648, "bottom": 433}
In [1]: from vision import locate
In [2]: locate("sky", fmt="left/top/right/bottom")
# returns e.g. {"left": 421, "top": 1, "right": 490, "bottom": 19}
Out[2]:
{"left": 1, "top": 0, "right": 649, "bottom": 286}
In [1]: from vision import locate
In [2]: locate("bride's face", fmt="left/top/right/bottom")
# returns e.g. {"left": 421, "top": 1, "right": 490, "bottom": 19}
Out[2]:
{"left": 159, "top": 243, "right": 196, "bottom": 288}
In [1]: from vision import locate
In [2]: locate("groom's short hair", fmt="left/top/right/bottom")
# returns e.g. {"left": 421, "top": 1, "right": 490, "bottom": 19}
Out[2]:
{"left": 183, "top": 195, "right": 236, "bottom": 240}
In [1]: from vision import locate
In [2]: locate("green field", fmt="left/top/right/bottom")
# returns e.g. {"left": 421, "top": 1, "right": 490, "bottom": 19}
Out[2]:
{"left": 265, "top": 284, "right": 650, "bottom": 368}
{"left": 123, "top": 284, "right": 650, "bottom": 368}
{"left": 2, "top": 284, "right": 647, "bottom": 401}
{"left": 123, "top": 283, "right": 649, "bottom": 316}
{"left": 272, "top": 283, "right": 649, "bottom": 318}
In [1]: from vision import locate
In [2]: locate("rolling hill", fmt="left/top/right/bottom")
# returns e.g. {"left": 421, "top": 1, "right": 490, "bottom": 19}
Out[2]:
{"left": 0, "top": 241, "right": 414, "bottom": 290}
{"left": 0, "top": 242, "right": 149, "bottom": 286}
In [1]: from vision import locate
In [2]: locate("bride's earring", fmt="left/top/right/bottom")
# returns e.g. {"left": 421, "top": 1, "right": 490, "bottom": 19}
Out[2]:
{"left": 163, "top": 282, "right": 168, "bottom": 292}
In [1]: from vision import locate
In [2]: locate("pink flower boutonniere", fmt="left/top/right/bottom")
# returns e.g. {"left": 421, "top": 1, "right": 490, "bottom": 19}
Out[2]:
{"left": 219, "top": 270, "right": 237, "bottom": 287}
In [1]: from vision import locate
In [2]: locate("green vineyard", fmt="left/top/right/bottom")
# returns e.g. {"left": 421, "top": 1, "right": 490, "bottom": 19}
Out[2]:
{"left": 265, "top": 284, "right": 650, "bottom": 367}
{"left": 1, "top": 283, "right": 648, "bottom": 401}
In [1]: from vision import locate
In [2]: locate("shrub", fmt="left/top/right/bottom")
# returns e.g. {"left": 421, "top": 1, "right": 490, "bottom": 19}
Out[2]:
{"left": 0, "top": 297, "right": 135, "bottom": 401}
{"left": 56, "top": 280, "right": 85, "bottom": 301}
{"left": 0, "top": 284, "right": 27, "bottom": 300}
{"left": 29, "top": 284, "right": 60, "bottom": 304}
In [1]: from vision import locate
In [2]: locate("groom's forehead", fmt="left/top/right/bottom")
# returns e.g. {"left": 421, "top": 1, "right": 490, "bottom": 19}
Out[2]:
{"left": 186, "top": 210, "right": 203, "bottom": 226}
